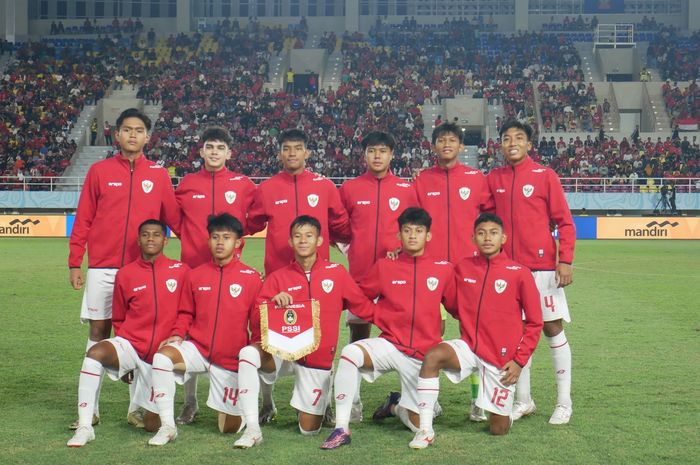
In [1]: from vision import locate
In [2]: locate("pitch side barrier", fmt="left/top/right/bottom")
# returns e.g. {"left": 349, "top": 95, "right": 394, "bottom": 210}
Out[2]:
{"left": 1, "top": 214, "right": 699, "bottom": 240}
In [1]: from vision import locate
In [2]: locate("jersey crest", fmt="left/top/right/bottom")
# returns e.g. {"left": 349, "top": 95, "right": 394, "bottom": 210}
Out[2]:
{"left": 426, "top": 277, "right": 439, "bottom": 291}
{"left": 522, "top": 184, "right": 534, "bottom": 198}
{"left": 389, "top": 197, "right": 400, "bottom": 211}
{"left": 321, "top": 279, "right": 334, "bottom": 293}
{"left": 459, "top": 187, "right": 471, "bottom": 200}
{"left": 166, "top": 279, "right": 177, "bottom": 293}
{"left": 494, "top": 279, "right": 507, "bottom": 294}
{"left": 225, "top": 191, "right": 237, "bottom": 204}
{"left": 307, "top": 194, "right": 319, "bottom": 208}
{"left": 142, "top": 179, "right": 154, "bottom": 194}
{"left": 230, "top": 283, "right": 242, "bottom": 298}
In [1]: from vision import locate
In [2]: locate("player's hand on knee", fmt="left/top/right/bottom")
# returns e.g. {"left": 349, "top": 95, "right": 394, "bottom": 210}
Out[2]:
{"left": 499, "top": 360, "right": 522, "bottom": 386}
{"left": 159, "top": 335, "right": 183, "bottom": 349}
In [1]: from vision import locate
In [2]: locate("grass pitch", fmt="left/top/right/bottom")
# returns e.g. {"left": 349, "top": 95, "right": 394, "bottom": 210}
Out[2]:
{"left": 0, "top": 238, "right": 698, "bottom": 465}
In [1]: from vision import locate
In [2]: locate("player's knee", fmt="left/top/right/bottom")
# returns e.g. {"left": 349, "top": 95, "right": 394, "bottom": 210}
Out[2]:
{"left": 152, "top": 352, "right": 174, "bottom": 371}
{"left": 339, "top": 343, "right": 364, "bottom": 368}
{"left": 543, "top": 320, "right": 563, "bottom": 337}
{"left": 143, "top": 410, "right": 161, "bottom": 432}
{"left": 489, "top": 415, "right": 511, "bottom": 436}
{"left": 218, "top": 413, "right": 243, "bottom": 433}
{"left": 421, "top": 345, "right": 446, "bottom": 374}
{"left": 239, "top": 345, "right": 261, "bottom": 369}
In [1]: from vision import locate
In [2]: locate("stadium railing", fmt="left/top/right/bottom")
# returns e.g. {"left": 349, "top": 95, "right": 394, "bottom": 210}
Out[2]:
{"left": 1, "top": 177, "right": 698, "bottom": 193}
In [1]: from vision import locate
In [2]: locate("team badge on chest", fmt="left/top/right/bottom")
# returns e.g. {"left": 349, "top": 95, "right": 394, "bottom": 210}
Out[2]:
{"left": 522, "top": 184, "right": 534, "bottom": 198}
{"left": 230, "top": 283, "right": 242, "bottom": 298}
{"left": 426, "top": 276, "right": 439, "bottom": 291}
{"left": 321, "top": 279, "right": 334, "bottom": 293}
{"left": 389, "top": 197, "right": 400, "bottom": 211}
{"left": 142, "top": 180, "right": 154, "bottom": 194}
{"left": 307, "top": 194, "right": 319, "bottom": 207}
{"left": 225, "top": 191, "right": 236, "bottom": 204}
{"left": 458, "top": 187, "right": 471, "bottom": 200}
{"left": 494, "top": 279, "right": 507, "bottom": 294}
{"left": 165, "top": 279, "right": 177, "bottom": 293}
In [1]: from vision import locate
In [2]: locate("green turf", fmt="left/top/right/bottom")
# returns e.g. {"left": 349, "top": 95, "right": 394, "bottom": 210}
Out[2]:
{"left": 0, "top": 238, "right": 698, "bottom": 465}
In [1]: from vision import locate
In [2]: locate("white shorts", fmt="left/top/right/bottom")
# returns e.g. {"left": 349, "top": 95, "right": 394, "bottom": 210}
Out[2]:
{"left": 103, "top": 336, "right": 155, "bottom": 412}
{"left": 80, "top": 268, "right": 118, "bottom": 323}
{"left": 260, "top": 356, "right": 331, "bottom": 416}
{"left": 355, "top": 338, "right": 422, "bottom": 413}
{"left": 166, "top": 340, "right": 242, "bottom": 416}
{"left": 533, "top": 271, "right": 571, "bottom": 323}
{"left": 442, "top": 339, "right": 514, "bottom": 417}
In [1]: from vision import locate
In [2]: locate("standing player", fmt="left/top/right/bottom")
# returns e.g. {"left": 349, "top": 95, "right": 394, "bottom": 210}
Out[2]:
{"left": 67, "top": 219, "right": 188, "bottom": 447}
{"left": 338, "top": 131, "right": 419, "bottom": 418}
{"left": 320, "top": 207, "right": 454, "bottom": 449}
{"left": 233, "top": 216, "right": 373, "bottom": 449}
{"left": 410, "top": 213, "right": 543, "bottom": 448}
{"left": 487, "top": 119, "right": 576, "bottom": 425}
{"left": 247, "top": 129, "right": 350, "bottom": 276}
{"left": 148, "top": 213, "right": 263, "bottom": 446}
{"left": 413, "top": 122, "right": 492, "bottom": 420}
{"left": 173, "top": 126, "right": 256, "bottom": 424}
{"left": 68, "top": 108, "right": 179, "bottom": 428}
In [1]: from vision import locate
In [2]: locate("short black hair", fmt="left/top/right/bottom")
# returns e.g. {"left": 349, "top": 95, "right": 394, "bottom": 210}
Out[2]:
{"left": 474, "top": 212, "right": 504, "bottom": 230}
{"left": 361, "top": 131, "right": 396, "bottom": 151}
{"left": 116, "top": 108, "right": 152, "bottom": 132}
{"left": 289, "top": 215, "right": 321, "bottom": 236}
{"left": 201, "top": 126, "right": 233, "bottom": 147}
{"left": 499, "top": 119, "right": 533, "bottom": 141}
{"left": 431, "top": 122, "right": 463, "bottom": 144}
{"left": 398, "top": 207, "right": 432, "bottom": 231}
{"left": 279, "top": 129, "right": 308, "bottom": 148}
{"left": 138, "top": 219, "right": 167, "bottom": 234}
{"left": 207, "top": 213, "right": 244, "bottom": 238}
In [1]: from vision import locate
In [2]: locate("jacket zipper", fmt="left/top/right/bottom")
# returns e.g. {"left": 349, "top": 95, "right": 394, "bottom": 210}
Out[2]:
{"left": 474, "top": 259, "right": 490, "bottom": 353}
{"left": 510, "top": 166, "right": 516, "bottom": 259}
{"left": 445, "top": 169, "right": 451, "bottom": 261}
{"left": 120, "top": 160, "right": 135, "bottom": 267}
{"left": 294, "top": 175, "right": 299, "bottom": 217}
{"left": 208, "top": 267, "right": 224, "bottom": 364}
{"left": 373, "top": 177, "right": 382, "bottom": 261}
{"left": 211, "top": 171, "right": 216, "bottom": 215}
{"left": 409, "top": 256, "right": 417, "bottom": 347}
{"left": 144, "top": 261, "right": 158, "bottom": 360}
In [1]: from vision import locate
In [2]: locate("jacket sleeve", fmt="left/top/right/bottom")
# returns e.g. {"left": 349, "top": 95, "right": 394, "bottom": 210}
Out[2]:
{"left": 68, "top": 165, "right": 99, "bottom": 268}
{"left": 159, "top": 171, "right": 181, "bottom": 237}
{"left": 246, "top": 274, "right": 264, "bottom": 343}
{"left": 246, "top": 183, "right": 268, "bottom": 235}
{"left": 483, "top": 174, "right": 498, "bottom": 213}
{"left": 342, "top": 268, "right": 375, "bottom": 322}
{"left": 328, "top": 181, "right": 351, "bottom": 243}
{"left": 440, "top": 266, "right": 459, "bottom": 319}
{"left": 111, "top": 271, "right": 127, "bottom": 336}
{"left": 241, "top": 178, "right": 258, "bottom": 235}
{"left": 357, "top": 261, "right": 382, "bottom": 301}
{"left": 513, "top": 270, "right": 544, "bottom": 367}
{"left": 480, "top": 174, "right": 496, "bottom": 213}
{"left": 547, "top": 170, "right": 575, "bottom": 264}
{"left": 171, "top": 273, "right": 195, "bottom": 338}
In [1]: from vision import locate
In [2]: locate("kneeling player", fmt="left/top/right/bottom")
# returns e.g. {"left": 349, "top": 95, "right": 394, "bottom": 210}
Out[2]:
{"left": 320, "top": 207, "right": 455, "bottom": 449}
{"left": 409, "top": 213, "right": 543, "bottom": 448}
{"left": 234, "top": 215, "right": 373, "bottom": 448}
{"left": 147, "top": 213, "right": 262, "bottom": 445}
{"left": 67, "top": 220, "right": 188, "bottom": 447}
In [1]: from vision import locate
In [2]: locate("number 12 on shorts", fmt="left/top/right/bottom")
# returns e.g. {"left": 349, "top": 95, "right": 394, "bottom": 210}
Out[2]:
{"left": 490, "top": 387, "right": 509, "bottom": 407}
{"left": 223, "top": 387, "right": 239, "bottom": 405}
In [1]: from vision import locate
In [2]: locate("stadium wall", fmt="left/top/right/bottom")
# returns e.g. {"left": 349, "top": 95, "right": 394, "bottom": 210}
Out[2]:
{"left": 2, "top": 214, "right": 698, "bottom": 240}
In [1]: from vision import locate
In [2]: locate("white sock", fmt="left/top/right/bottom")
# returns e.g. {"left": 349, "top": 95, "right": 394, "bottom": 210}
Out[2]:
{"left": 416, "top": 377, "right": 439, "bottom": 432}
{"left": 333, "top": 344, "right": 363, "bottom": 431}
{"left": 152, "top": 353, "right": 176, "bottom": 428}
{"left": 128, "top": 380, "right": 139, "bottom": 413}
{"left": 396, "top": 405, "right": 419, "bottom": 433}
{"left": 238, "top": 346, "right": 262, "bottom": 434}
{"left": 353, "top": 372, "right": 362, "bottom": 406}
{"left": 78, "top": 357, "right": 104, "bottom": 427}
{"left": 299, "top": 424, "right": 322, "bottom": 435}
{"left": 547, "top": 331, "right": 572, "bottom": 407}
{"left": 183, "top": 375, "right": 198, "bottom": 407}
{"left": 515, "top": 357, "right": 533, "bottom": 404}
{"left": 85, "top": 339, "right": 102, "bottom": 417}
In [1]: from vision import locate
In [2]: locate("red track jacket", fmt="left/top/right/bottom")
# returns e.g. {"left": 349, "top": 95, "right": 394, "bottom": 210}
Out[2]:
{"left": 359, "top": 254, "right": 456, "bottom": 360}
{"left": 414, "top": 162, "right": 492, "bottom": 263}
{"left": 247, "top": 170, "right": 350, "bottom": 274}
{"left": 175, "top": 168, "right": 256, "bottom": 268}
{"left": 171, "top": 259, "right": 262, "bottom": 371}
{"left": 447, "top": 253, "right": 543, "bottom": 368}
{"left": 69, "top": 154, "right": 179, "bottom": 269}
{"left": 486, "top": 156, "right": 575, "bottom": 270}
{"left": 339, "top": 172, "right": 419, "bottom": 281}
{"left": 251, "top": 259, "right": 373, "bottom": 370}
{"left": 112, "top": 255, "right": 189, "bottom": 364}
